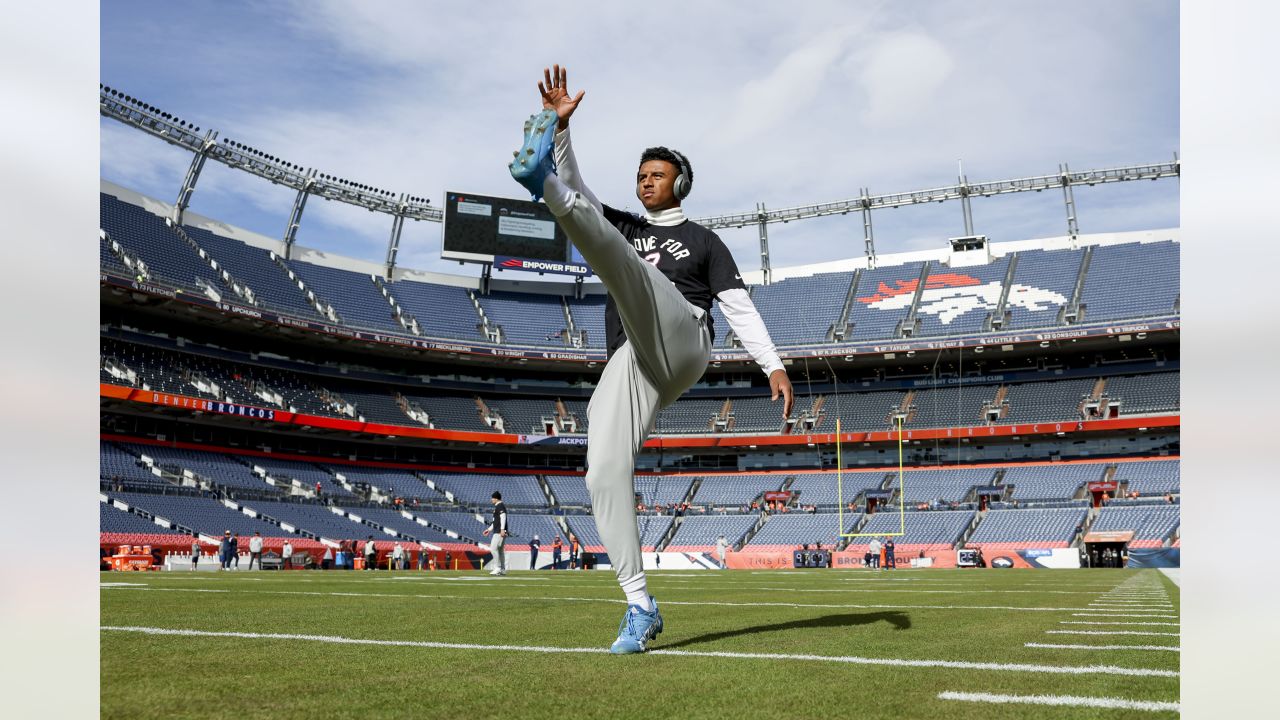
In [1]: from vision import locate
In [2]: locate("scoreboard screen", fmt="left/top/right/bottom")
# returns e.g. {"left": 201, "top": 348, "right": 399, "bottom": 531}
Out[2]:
{"left": 442, "top": 191, "right": 587, "bottom": 273}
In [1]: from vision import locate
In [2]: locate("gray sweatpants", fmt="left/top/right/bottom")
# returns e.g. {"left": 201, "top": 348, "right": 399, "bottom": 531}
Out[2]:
{"left": 553, "top": 194, "right": 712, "bottom": 584}
{"left": 489, "top": 533, "right": 506, "bottom": 572}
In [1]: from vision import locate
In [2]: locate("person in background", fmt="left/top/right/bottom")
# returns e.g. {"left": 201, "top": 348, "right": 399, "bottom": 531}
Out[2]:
{"left": 885, "top": 538, "right": 896, "bottom": 570}
{"left": 392, "top": 542, "right": 405, "bottom": 570}
{"left": 482, "top": 491, "right": 509, "bottom": 576}
{"left": 248, "top": 531, "right": 264, "bottom": 570}
{"left": 551, "top": 535, "right": 563, "bottom": 570}
{"left": 715, "top": 534, "right": 729, "bottom": 569}
{"left": 879, "top": 540, "right": 887, "bottom": 570}
{"left": 230, "top": 534, "right": 240, "bottom": 570}
{"left": 281, "top": 540, "right": 293, "bottom": 569}
{"left": 869, "top": 538, "right": 881, "bottom": 570}
{"left": 529, "top": 534, "right": 541, "bottom": 570}
{"left": 219, "top": 530, "right": 233, "bottom": 571}
{"left": 569, "top": 533, "right": 581, "bottom": 570}
{"left": 363, "top": 536, "right": 377, "bottom": 570}
{"left": 190, "top": 537, "right": 201, "bottom": 571}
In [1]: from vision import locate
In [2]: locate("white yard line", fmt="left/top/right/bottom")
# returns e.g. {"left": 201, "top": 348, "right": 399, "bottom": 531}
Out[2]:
{"left": 1059, "top": 621, "right": 1180, "bottom": 627}
{"left": 97, "top": 626, "right": 1178, "bottom": 678}
{"left": 938, "top": 691, "right": 1178, "bottom": 713}
{"left": 1071, "top": 613, "right": 1178, "bottom": 618}
{"left": 1026, "top": 643, "right": 1180, "bottom": 652}
{"left": 1047, "top": 630, "right": 1180, "bottom": 637}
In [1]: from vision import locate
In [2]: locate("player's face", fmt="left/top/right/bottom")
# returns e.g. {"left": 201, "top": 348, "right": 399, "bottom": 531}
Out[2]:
{"left": 636, "top": 159, "right": 680, "bottom": 211}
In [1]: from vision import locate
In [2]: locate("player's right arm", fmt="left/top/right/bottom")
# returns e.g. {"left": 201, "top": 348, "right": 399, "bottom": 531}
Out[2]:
{"left": 538, "top": 64, "right": 603, "bottom": 213}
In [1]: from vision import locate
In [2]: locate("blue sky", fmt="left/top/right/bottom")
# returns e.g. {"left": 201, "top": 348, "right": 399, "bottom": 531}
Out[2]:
{"left": 100, "top": 0, "right": 1178, "bottom": 278}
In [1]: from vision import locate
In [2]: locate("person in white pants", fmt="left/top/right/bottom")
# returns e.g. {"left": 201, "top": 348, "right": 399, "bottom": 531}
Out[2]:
{"left": 510, "top": 65, "right": 792, "bottom": 652}
{"left": 483, "top": 491, "right": 509, "bottom": 576}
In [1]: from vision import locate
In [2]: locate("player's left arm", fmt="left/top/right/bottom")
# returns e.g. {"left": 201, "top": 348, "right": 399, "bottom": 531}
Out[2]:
{"left": 708, "top": 236, "right": 793, "bottom": 419}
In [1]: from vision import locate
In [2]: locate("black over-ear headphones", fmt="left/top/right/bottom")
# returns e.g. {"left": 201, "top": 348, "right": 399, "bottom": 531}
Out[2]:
{"left": 669, "top": 149, "right": 692, "bottom": 200}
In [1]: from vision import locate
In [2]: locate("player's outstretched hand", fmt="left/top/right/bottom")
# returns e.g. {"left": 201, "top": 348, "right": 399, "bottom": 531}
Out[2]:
{"left": 769, "top": 369, "right": 794, "bottom": 420}
{"left": 538, "top": 64, "right": 585, "bottom": 131}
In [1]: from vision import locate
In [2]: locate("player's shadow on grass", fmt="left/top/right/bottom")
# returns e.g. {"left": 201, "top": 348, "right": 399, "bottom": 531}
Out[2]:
{"left": 660, "top": 612, "right": 910, "bottom": 650}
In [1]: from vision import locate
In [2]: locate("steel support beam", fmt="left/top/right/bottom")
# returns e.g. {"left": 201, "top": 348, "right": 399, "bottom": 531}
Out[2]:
{"left": 173, "top": 130, "right": 218, "bottom": 226}
{"left": 385, "top": 194, "right": 408, "bottom": 276}
{"left": 1060, "top": 163, "right": 1080, "bottom": 247}
{"left": 757, "top": 203, "right": 771, "bottom": 286}
{"left": 283, "top": 171, "right": 315, "bottom": 260}
{"left": 861, "top": 187, "right": 876, "bottom": 268}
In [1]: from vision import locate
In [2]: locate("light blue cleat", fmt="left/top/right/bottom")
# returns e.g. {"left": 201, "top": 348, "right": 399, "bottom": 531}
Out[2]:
{"left": 609, "top": 598, "right": 663, "bottom": 654}
{"left": 509, "top": 108, "right": 558, "bottom": 200}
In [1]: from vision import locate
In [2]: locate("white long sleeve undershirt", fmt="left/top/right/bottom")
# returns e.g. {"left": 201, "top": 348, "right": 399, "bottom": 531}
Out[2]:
{"left": 716, "top": 288, "right": 784, "bottom": 376}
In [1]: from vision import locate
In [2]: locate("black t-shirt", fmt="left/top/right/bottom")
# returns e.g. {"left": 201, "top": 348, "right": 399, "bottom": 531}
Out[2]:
{"left": 601, "top": 205, "right": 747, "bottom": 358}
{"left": 491, "top": 501, "right": 508, "bottom": 533}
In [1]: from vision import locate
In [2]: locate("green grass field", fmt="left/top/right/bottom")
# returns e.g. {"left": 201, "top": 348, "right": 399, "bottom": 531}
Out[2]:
{"left": 101, "top": 568, "right": 1180, "bottom": 719}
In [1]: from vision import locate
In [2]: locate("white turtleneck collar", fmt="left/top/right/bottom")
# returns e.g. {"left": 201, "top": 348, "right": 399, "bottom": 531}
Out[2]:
{"left": 644, "top": 206, "right": 687, "bottom": 227}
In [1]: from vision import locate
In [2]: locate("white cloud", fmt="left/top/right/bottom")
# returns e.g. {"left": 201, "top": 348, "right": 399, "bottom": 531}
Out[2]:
{"left": 854, "top": 32, "right": 955, "bottom": 128}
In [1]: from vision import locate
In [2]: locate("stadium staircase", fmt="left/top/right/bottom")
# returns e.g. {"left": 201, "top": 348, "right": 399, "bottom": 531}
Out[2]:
{"left": 102, "top": 230, "right": 152, "bottom": 281}
{"left": 269, "top": 253, "right": 341, "bottom": 322}
{"left": 1062, "top": 245, "right": 1094, "bottom": 324}
{"left": 553, "top": 400, "right": 582, "bottom": 434}
{"left": 894, "top": 391, "right": 917, "bottom": 426}
{"left": 107, "top": 442, "right": 187, "bottom": 492}
{"left": 1080, "top": 378, "right": 1109, "bottom": 418}
{"left": 317, "top": 387, "right": 360, "bottom": 419}
{"left": 991, "top": 469, "right": 1009, "bottom": 498}
{"left": 226, "top": 455, "right": 318, "bottom": 499}
{"left": 371, "top": 275, "right": 422, "bottom": 336}
{"left": 1074, "top": 506, "right": 1102, "bottom": 547}
{"left": 536, "top": 475, "right": 559, "bottom": 509}
{"left": 322, "top": 468, "right": 362, "bottom": 498}
{"left": 956, "top": 510, "right": 985, "bottom": 548}
{"left": 794, "top": 395, "right": 825, "bottom": 433}
{"left": 682, "top": 478, "right": 703, "bottom": 507}
{"left": 559, "top": 298, "right": 584, "bottom": 348}
{"left": 719, "top": 399, "right": 734, "bottom": 433}
{"left": 166, "top": 220, "right": 259, "bottom": 307}
{"left": 101, "top": 356, "right": 146, "bottom": 389}
{"left": 395, "top": 392, "right": 434, "bottom": 427}
{"left": 985, "top": 254, "right": 1019, "bottom": 331}
{"left": 736, "top": 513, "right": 769, "bottom": 550}
{"left": 981, "top": 386, "right": 1010, "bottom": 423}
{"left": 654, "top": 515, "right": 682, "bottom": 552}
{"left": 829, "top": 268, "right": 863, "bottom": 342}
{"left": 468, "top": 290, "right": 499, "bottom": 343}
{"left": 896, "top": 261, "right": 933, "bottom": 338}
{"left": 1101, "top": 465, "right": 1129, "bottom": 499}
{"left": 836, "top": 512, "right": 872, "bottom": 551}
{"left": 474, "top": 397, "right": 504, "bottom": 432}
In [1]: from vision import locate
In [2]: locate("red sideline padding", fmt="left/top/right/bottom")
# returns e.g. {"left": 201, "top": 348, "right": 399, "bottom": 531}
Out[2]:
{"left": 1127, "top": 539, "right": 1166, "bottom": 549}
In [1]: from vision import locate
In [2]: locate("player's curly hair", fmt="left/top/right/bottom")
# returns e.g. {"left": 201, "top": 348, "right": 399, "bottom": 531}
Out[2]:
{"left": 639, "top": 146, "right": 692, "bottom": 189}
